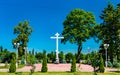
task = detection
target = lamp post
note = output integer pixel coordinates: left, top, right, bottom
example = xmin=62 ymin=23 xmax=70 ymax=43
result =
xmin=14 ymin=43 xmax=20 ymax=68
xmin=24 ymin=47 xmax=27 ymax=65
xmin=104 ymin=44 xmax=109 ymax=67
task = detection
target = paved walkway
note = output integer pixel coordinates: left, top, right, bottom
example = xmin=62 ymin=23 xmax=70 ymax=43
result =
xmin=17 ymin=64 xmax=94 ymax=72
xmin=0 ymin=63 xmax=119 ymax=72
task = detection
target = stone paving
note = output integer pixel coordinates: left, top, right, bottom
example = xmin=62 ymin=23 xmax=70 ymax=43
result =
xmin=0 ymin=63 xmax=119 ymax=72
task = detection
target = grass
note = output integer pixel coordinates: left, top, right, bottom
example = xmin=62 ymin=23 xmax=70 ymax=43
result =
xmin=18 ymin=64 xmax=26 ymax=68
xmin=0 ymin=65 xmax=9 ymax=69
xmin=0 ymin=72 xmax=120 ymax=75
xmin=0 ymin=66 xmax=8 ymax=69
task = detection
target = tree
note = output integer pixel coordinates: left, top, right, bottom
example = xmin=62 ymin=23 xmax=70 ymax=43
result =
xmin=0 ymin=46 xmax=3 ymax=52
xmin=0 ymin=49 xmax=12 ymax=63
xmin=75 ymin=53 xmax=86 ymax=62
xmin=41 ymin=50 xmax=48 ymax=72
xmin=59 ymin=51 xmax=65 ymax=63
xmin=32 ymin=49 xmax=35 ymax=55
xmin=47 ymin=51 xmax=55 ymax=63
xmin=98 ymin=45 xmax=105 ymax=61
xmin=3 ymin=49 xmax=10 ymax=63
xmin=29 ymin=51 xmax=32 ymax=54
xmin=99 ymin=54 xmax=105 ymax=73
xmin=27 ymin=54 xmax=37 ymax=65
xmin=35 ymin=52 xmax=44 ymax=63
xmin=12 ymin=21 xmax=33 ymax=57
xmin=90 ymin=51 xmax=99 ymax=72
xmin=71 ymin=55 xmax=76 ymax=72
xmin=9 ymin=54 xmax=16 ymax=73
xmin=65 ymin=52 xmax=73 ymax=63
xmin=94 ymin=2 xmax=120 ymax=62
xmin=61 ymin=9 xmax=96 ymax=62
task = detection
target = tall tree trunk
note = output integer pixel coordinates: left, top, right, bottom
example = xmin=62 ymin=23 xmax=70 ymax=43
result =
xmin=76 ymin=45 xmax=82 ymax=63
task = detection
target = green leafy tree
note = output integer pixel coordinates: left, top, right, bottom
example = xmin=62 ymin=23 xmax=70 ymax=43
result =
xmin=35 ymin=52 xmax=44 ymax=63
xmin=0 ymin=49 xmax=12 ymax=63
xmin=12 ymin=21 xmax=33 ymax=57
xmin=71 ymin=55 xmax=76 ymax=72
xmin=94 ymin=2 xmax=120 ymax=62
xmin=59 ymin=51 xmax=65 ymax=63
xmin=99 ymin=54 xmax=105 ymax=73
xmin=75 ymin=53 xmax=86 ymax=62
xmin=61 ymin=9 xmax=96 ymax=62
xmin=65 ymin=52 xmax=73 ymax=63
xmin=90 ymin=51 xmax=99 ymax=72
xmin=98 ymin=45 xmax=106 ymax=62
xmin=27 ymin=54 xmax=37 ymax=65
xmin=9 ymin=54 xmax=16 ymax=73
xmin=47 ymin=51 xmax=55 ymax=63
xmin=41 ymin=50 xmax=48 ymax=72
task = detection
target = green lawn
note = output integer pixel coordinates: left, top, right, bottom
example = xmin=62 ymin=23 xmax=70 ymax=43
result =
xmin=0 ymin=66 xmax=8 ymax=69
xmin=0 ymin=72 xmax=120 ymax=75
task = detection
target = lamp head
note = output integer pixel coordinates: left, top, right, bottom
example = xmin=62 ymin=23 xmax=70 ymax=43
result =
xmin=104 ymin=44 xmax=109 ymax=49
xmin=14 ymin=43 xmax=16 ymax=45
xmin=17 ymin=43 xmax=20 ymax=46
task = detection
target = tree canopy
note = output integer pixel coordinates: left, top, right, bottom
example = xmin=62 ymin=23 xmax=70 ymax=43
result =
xmin=61 ymin=9 xmax=96 ymax=62
xmin=94 ymin=2 xmax=120 ymax=62
xmin=12 ymin=21 xmax=33 ymax=56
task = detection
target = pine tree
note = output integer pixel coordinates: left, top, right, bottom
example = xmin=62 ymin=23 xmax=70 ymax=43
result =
xmin=41 ymin=50 xmax=47 ymax=72
xmin=71 ymin=55 xmax=76 ymax=72
xmin=9 ymin=56 xmax=16 ymax=73
xmin=0 ymin=46 xmax=3 ymax=52
xmin=99 ymin=54 xmax=105 ymax=73
xmin=95 ymin=2 xmax=120 ymax=63
xmin=32 ymin=49 xmax=35 ymax=55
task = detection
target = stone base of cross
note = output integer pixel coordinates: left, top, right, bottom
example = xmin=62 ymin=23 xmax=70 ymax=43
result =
xmin=55 ymin=58 xmax=59 ymax=64
xmin=55 ymin=50 xmax=59 ymax=64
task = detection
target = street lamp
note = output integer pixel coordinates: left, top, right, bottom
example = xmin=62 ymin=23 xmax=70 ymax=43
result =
xmin=14 ymin=43 xmax=20 ymax=68
xmin=104 ymin=44 xmax=109 ymax=67
xmin=24 ymin=47 xmax=28 ymax=65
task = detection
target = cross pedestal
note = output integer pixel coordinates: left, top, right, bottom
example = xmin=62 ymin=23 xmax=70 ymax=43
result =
xmin=50 ymin=33 xmax=64 ymax=64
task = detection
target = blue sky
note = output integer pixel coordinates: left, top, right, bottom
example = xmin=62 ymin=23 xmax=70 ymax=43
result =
xmin=0 ymin=0 xmax=119 ymax=54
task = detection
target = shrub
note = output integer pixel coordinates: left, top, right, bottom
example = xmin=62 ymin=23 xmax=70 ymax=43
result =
xmin=90 ymin=51 xmax=99 ymax=72
xmin=41 ymin=51 xmax=48 ymax=72
xmin=113 ymin=61 xmax=120 ymax=68
xmin=9 ymin=57 xmax=16 ymax=73
xmin=87 ymin=58 xmax=91 ymax=65
xmin=27 ymin=54 xmax=37 ymax=65
xmin=71 ymin=55 xmax=76 ymax=72
xmin=99 ymin=54 xmax=105 ymax=73
xmin=4 ymin=61 xmax=8 ymax=68
xmin=30 ymin=65 xmax=35 ymax=75
xmin=107 ymin=61 xmax=113 ymax=68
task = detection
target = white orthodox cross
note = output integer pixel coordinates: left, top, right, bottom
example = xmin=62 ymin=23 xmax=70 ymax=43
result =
xmin=50 ymin=32 xmax=64 ymax=63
